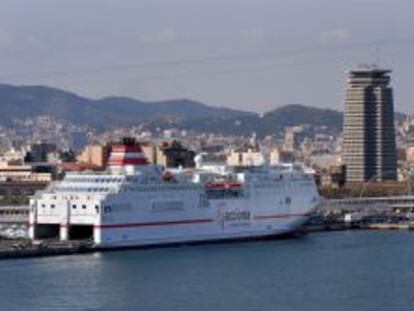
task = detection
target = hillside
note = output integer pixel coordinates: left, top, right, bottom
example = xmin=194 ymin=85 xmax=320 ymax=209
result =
xmin=0 ymin=84 xmax=252 ymax=128
xmin=177 ymin=104 xmax=343 ymax=137
xmin=1 ymin=83 xmax=401 ymax=137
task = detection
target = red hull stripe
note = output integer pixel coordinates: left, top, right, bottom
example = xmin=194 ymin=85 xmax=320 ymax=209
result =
xmin=29 ymin=214 xmax=308 ymax=229
xmin=95 ymin=218 xmax=214 ymax=229
xmin=254 ymin=213 xmax=309 ymax=220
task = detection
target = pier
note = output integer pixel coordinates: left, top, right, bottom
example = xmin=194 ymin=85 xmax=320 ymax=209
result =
xmin=0 ymin=240 xmax=95 ymax=260
xmin=306 ymin=195 xmax=414 ymax=232
xmin=0 ymin=206 xmax=29 ymax=224
xmin=1 ymin=195 xmax=414 ymax=260
xmin=319 ymin=195 xmax=414 ymax=213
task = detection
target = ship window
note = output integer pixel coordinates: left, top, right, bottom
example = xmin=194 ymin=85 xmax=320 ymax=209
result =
xmin=41 ymin=204 xmax=45 ymax=208
xmin=82 ymin=204 xmax=87 ymax=209
xmin=95 ymin=205 xmax=100 ymax=214
xmin=51 ymin=204 xmax=55 ymax=209
xmin=72 ymin=204 xmax=77 ymax=209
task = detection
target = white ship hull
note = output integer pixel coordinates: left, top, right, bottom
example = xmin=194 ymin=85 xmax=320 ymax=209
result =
xmin=29 ymin=140 xmax=319 ymax=248
xmin=94 ymin=201 xmax=312 ymax=248
xmin=30 ymin=180 xmax=317 ymax=248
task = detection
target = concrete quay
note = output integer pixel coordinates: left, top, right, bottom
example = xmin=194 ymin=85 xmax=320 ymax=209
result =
xmin=305 ymin=221 xmax=414 ymax=233
xmin=0 ymin=240 xmax=95 ymax=260
xmin=366 ymin=222 xmax=414 ymax=231
xmin=1 ymin=220 xmax=414 ymax=260
xmin=0 ymin=206 xmax=29 ymax=224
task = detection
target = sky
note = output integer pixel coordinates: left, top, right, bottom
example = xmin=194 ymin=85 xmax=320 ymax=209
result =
xmin=0 ymin=0 xmax=413 ymax=113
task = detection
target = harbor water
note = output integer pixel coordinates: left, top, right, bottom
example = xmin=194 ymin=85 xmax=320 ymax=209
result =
xmin=1 ymin=230 xmax=414 ymax=311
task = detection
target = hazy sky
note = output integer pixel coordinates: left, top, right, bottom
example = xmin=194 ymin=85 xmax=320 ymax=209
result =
xmin=0 ymin=0 xmax=413 ymax=113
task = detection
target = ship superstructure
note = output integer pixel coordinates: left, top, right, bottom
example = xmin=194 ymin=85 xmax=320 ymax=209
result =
xmin=29 ymin=139 xmax=319 ymax=247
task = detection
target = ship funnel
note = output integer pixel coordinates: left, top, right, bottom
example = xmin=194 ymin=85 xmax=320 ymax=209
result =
xmin=108 ymin=138 xmax=149 ymax=173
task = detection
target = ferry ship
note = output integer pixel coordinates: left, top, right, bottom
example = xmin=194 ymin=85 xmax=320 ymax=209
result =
xmin=29 ymin=139 xmax=319 ymax=248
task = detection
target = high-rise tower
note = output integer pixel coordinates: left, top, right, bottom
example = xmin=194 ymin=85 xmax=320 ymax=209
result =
xmin=343 ymin=66 xmax=397 ymax=182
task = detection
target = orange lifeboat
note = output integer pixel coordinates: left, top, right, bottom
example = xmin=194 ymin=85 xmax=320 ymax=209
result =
xmin=206 ymin=181 xmax=242 ymax=189
xmin=162 ymin=171 xmax=175 ymax=182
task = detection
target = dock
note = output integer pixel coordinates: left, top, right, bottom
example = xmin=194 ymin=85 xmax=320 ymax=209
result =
xmin=366 ymin=222 xmax=414 ymax=231
xmin=0 ymin=240 xmax=95 ymax=260
xmin=0 ymin=206 xmax=29 ymax=224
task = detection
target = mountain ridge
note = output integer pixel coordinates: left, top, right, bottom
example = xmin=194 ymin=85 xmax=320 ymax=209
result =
xmin=0 ymin=83 xmax=253 ymax=128
xmin=0 ymin=83 xmax=405 ymax=137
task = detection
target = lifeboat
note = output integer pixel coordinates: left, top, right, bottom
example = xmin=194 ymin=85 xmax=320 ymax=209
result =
xmin=162 ymin=171 xmax=175 ymax=182
xmin=206 ymin=181 xmax=243 ymax=189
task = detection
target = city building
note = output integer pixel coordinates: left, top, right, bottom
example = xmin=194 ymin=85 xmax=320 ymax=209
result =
xmin=227 ymin=134 xmax=265 ymax=166
xmin=141 ymin=140 xmax=196 ymax=168
xmin=283 ymin=127 xmax=301 ymax=152
xmin=0 ymin=162 xmax=53 ymax=182
xmin=317 ymin=165 xmax=347 ymax=189
xmin=0 ymin=148 xmax=25 ymax=164
xmin=77 ymin=145 xmax=109 ymax=168
xmin=406 ymin=147 xmax=414 ymax=166
xmin=157 ymin=141 xmax=196 ymax=168
xmin=343 ymin=66 xmax=397 ymax=182
xmin=25 ymin=142 xmax=57 ymax=163
xmin=227 ymin=148 xmax=265 ymax=166
xmin=269 ymin=148 xmax=295 ymax=165
xmin=308 ymin=153 xmax=342 ymax=170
